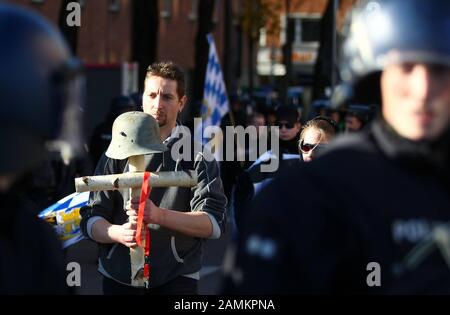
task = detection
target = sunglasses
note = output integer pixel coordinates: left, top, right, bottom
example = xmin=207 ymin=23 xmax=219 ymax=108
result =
xmin=299 ymin=140 xmax=327 ymax=154
xmin=276 ymin=122 xmax=296 ymax=129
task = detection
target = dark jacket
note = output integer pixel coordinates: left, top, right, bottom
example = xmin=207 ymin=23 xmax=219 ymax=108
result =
xmin=89 ymin=121 xmax=113 ymax=167
xmin=80 ymin=129 xmax=227 ymax=288
xmin=228 ymin=119 xmax=450 ymax=294
xmin=0 ymin=185 xmax=68 ymax=294
xmin=231 ymin=136 xmax=301 ymax=233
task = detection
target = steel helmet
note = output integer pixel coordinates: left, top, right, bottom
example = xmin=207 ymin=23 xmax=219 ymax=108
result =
xmin=0 ymin=4 xmax=85 ymax=174
xmin=335 ymin=0 xmax=450 ymax=106
xmin=105 ymin=111 xmax=167 ymax=160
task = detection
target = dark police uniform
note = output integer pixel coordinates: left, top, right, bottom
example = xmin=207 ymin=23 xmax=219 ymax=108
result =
xmin=228 ymin=120 xmax=450 ymax=294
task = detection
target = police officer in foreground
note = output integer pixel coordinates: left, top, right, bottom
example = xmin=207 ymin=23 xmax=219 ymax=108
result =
xmin=0 ymin=4 xmax=84 ymax=293
xmin=227 ymin=0 xmax=450 ymax=294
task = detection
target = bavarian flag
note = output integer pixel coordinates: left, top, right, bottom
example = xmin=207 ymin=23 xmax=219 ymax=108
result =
xmin=38 ymin=191 xmax=89 ymax=249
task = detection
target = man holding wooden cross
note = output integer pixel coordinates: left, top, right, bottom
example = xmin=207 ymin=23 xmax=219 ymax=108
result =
xmin=80 ymin=62 xmax=227 ymax=294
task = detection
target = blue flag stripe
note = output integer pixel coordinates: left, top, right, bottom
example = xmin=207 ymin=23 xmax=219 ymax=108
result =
xmin=198 ymin=33 xmax=229 ymax=144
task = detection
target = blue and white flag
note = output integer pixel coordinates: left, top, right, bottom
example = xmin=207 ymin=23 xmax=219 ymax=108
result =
xmin=198 ymin=33 xmax=229 ymax=146
xmin=39 ymin=191 xmax=89 ymax=249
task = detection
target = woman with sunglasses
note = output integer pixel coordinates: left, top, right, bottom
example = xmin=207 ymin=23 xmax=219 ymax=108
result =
xmin=299 ymin=116 xmax=338 ymax=162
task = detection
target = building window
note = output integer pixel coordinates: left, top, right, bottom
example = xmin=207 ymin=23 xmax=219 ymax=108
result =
xmin=189 ymin=0 xmax=198 ymax=21
xmin=160 ymin=0 xmax=172 ymax=19
xmin=285 ymin=15 xmax=321 ymax=45
xmin=299 ymin=18 xmax=321 ymax=43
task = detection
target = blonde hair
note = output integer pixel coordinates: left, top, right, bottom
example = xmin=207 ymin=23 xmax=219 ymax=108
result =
xmin=300 ymin=118 xmax=337 ymax=144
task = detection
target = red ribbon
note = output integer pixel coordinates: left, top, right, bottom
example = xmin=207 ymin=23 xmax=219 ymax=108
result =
xmin=144 ymin=226 xmax=151 ymax=279
xmin=136 ymin=172 xmax=150 ymax=247
xmin=135 ymin=171 xmax=151 ymax=281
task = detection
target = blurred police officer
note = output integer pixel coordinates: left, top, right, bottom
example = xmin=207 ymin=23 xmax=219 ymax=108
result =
xmin=0 ymin=4 xmax=84 ymax=293
xmin=226 ymin=0 xmax=450 ymax=294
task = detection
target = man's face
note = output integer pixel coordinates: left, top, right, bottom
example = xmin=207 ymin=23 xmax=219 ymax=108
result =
xmin=267 ymin=114 xmax=276 ymax=126
xmin=142 ymin=76 xmax=186 ymax=129
xmin=381 ymin=63 xmax=450 ymax=141
xmin=277 ymin=120 xmax=301 ymax=141
xmin=330 ymin=111 xmax=341 ymax=123
xmin=251 ymin=115 xmax=266 ymax=128
xmin=250 ymin=115 xmax=266 ymax=136
xmin=345 ymin=115 xmax=363 ymax=132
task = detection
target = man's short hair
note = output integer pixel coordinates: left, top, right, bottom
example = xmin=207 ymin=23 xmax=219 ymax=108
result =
xmin=146 ymin=61 xmax=186 ymax=98
xmin=249 ymin=111 xmax=266 ymax=124
xmin=275 ymin=105 xmax=300 ymax=124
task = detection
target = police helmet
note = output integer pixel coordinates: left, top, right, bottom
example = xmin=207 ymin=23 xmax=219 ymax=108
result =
xmin=0 ymin=4 xmax=85 ymax=174
xmin=334 ymin=0 xmax=450 ymax=107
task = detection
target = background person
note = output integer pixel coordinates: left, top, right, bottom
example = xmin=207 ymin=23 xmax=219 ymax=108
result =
xmin=80 ymin=62 xmax=227 ymax=295
xmin=299 ymin=116 xmax=338 ymax=162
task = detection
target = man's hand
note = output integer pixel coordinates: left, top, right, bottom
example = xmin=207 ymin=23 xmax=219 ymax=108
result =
xmin=113 ymin=222 xmax=138 ymax=248
xmin=91 ymin=218 xmax=139 ymax=247
xmin=124 ymin=197 xmax=214 ymax=239
xmin=126 ymin=197 xmax=163 ymax=226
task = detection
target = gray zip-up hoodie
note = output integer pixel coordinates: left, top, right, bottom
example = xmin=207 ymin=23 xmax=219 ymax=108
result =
xmin=79 ymin=128 xmax=227 ymax=288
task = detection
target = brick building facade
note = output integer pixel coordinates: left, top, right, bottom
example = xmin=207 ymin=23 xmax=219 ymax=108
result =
xmin=9 ymin=0 xmax=226 ymax=70
xmin=10 ymin=0 xmax=357 ymax=84
xmin=257 ymin=0 xmax=357 ymax=78
xmin=9 ymin=0 xmax=358 ymax=125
